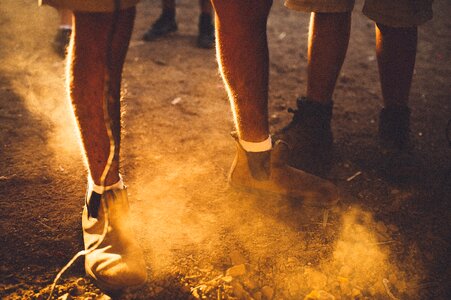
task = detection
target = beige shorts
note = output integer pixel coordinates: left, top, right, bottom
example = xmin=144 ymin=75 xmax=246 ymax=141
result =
xmin=284 ymin=0 xmax=433 ymax=27
xmin=39 ymin=0 xmax=139 ymax=12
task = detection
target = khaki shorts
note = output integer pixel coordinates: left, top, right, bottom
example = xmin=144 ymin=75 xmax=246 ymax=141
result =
xmin=285 ymin=0 xmax=433 ymax=27
xmin=39 ymin=0 xmax=139 ymax=12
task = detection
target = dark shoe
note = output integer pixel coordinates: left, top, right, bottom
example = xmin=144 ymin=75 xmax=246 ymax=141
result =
xmin=83 ymin=186 xmax=147 ymax=291
xmin=229 ymin=134 xmax=339 ymax=208
xmin=276 ymin=97 xmax=334 ymax=177
xmin=197 ymin=13 xmax=215 ymax=49
xmin=378 ymin=106 xmax=411 ymax=151
xmin=52 ymin=28 xmax=71 ymax=58
xmin=142 ymin=12 xmax=177 ymax=41
xmin=378 ymin=106 xmax=419 ymax=183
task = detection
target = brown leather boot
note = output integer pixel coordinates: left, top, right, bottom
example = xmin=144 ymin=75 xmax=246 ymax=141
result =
xmin=228 ymin=137 xmax=339 ymax=208
xmin=83 ymin=187 xmax=147 ymax=292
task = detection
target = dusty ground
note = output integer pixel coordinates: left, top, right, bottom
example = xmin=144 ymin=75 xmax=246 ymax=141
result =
xmin=0 ymin=0 xmax=450 ymax=299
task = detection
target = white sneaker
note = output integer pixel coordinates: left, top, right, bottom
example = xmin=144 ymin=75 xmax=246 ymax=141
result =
xmin=82 ymin=186 xmax=147 ymax=291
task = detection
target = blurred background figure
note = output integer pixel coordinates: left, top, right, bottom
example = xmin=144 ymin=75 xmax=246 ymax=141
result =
xmin=142 ymin=0 xmax=215 ymax=49
xmin=52 ymin=8 xmax=73 ymax=57
xmin=279 ymin=0 xmax=433 ymax=180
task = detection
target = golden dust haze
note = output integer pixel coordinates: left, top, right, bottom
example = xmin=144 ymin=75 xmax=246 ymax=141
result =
xmin=1 ymin=1 xmax=426 ymax=299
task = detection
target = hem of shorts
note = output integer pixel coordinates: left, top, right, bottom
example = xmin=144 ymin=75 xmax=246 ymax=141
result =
xmin=363 ymin=10 xmax=433 ymax=27
xmin=39 ymin=0 xmax=138 ymax=12
xmin=284 ymin=0 xmax=354 ymax=13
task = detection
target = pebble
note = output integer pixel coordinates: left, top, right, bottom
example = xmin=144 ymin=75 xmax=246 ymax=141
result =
xmin=388 ymin=224 xmax=399 ymax=232
xmin=75 ymin=278 xmax=86 ymax=286
xmin=69 ymin=285 xmax=84 ymax=296
xmin=304 ymin=290 xmax=335 ymax=300
xmin=35 ymin=294 xmax=46 ymax=300
xmin=253 ymin=291 xmax=262 ymax=300
xmin=57 ymin=293 xmax=71 ymax=300
xmin=376 ymin=221 xmax=388 ymax=234
xmin=352 ymin=288 xmax=362 ymax=298
xmin=261 ymin=286 xmax=274 ymax=300
xmin=226 ymin=264 xmax=247 ymax=277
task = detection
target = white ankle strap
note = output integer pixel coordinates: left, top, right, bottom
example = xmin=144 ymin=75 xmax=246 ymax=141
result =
xmin=88 ymin=175 xmax=124 ymax=194
xmin=239 ymin=135 xmax=272 ymax=152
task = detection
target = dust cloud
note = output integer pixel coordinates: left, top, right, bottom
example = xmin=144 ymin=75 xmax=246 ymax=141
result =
xmin=128 ymin=141 xmax=422 ymax=298
xmin=0 ymin=1 xmax=81 ymax=164
xmin=1 ymin=1 xmax=425 ymax=298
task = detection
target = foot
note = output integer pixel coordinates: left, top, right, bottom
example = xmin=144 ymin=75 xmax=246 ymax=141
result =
xmin=275 ymin=97 xmax=334 ymax=177
xmin=379 ymin=105 xmax=411 ymax=151
xmin=83 ymin=186 xmax=147 ymax=291
xmin=142 ymin=12 xmax=177 ymax=41
xmin=378 ymin=106 xmax=419 ymax=183
xmin=197 ymin=13 xmax=215 ymax=49
xmin=229 ymin=135 xmax=339 ymax=208
xmin=52 ymin=28 xmax=72 ymax=58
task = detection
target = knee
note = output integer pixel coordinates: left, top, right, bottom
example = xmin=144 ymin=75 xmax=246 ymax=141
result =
xmin=376 ymin=23 xmax=417 ymax=36
xmin=313 ymin=11 xmax=351 ymax=24
xmin=213 ymin=0 xmax=272 ymax=29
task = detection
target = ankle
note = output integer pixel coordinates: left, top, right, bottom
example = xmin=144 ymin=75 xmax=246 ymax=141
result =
xmin=89 ymin=174 xmax=123 ymax=194
xmin=161 ymin=9 xmax=175 ymax=20
xmin=295 ymin=97 xmax=333 ymax=126
xmin=379 ymin=106 xmax=411 ymax=149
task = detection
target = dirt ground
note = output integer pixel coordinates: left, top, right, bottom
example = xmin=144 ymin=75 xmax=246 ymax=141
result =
xmin=1 ymin=0 xmax=450 ymax=299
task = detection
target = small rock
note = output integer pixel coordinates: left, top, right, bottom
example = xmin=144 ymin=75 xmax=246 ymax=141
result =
xmin=376 ymin=221 xmax=388 ymax=234
xmin=70 ymin=285 xmax=84 ymax=296
xmin=390 ymin=189 xmax=400 ymax=195
xmin=261 ymin=286 xmax=274 ymax=300
xmin=171 ymin=97 xmax=182 ymax=105
xmin=304 ymin=290 xmax=335 ymax=300
xmin=226 ymin=264 xmax=246 ymax=277
xmin=76 ymin=278 xmax=86 ymax=286
xmin=351 ymin=288 xmax=362 ymax=299
xmin=270 ymin=114 xmax=280 ymax=125
xmin=192 ymin=288 xmax=201 ymax=299
xmin=253 ymin=291 xmax=262 ymax=300
xmin=57 ymin=293 xmax=71 ymax=300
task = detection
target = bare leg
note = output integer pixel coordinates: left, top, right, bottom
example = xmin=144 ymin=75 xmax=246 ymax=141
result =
xmin=212 ymin=1 xmax=339 ymax=206
xmin=306 ymin=12 xmax=351 ymax=104
xmin=376 ymin=23 xmax=417 ymax=108
xmin=212 ymin=0 xmax=272 ymax=142
xmin=162 ymin=0 xmax=176 ymax=12
xmin=68 ymin=8 xmax=135 ymax=186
